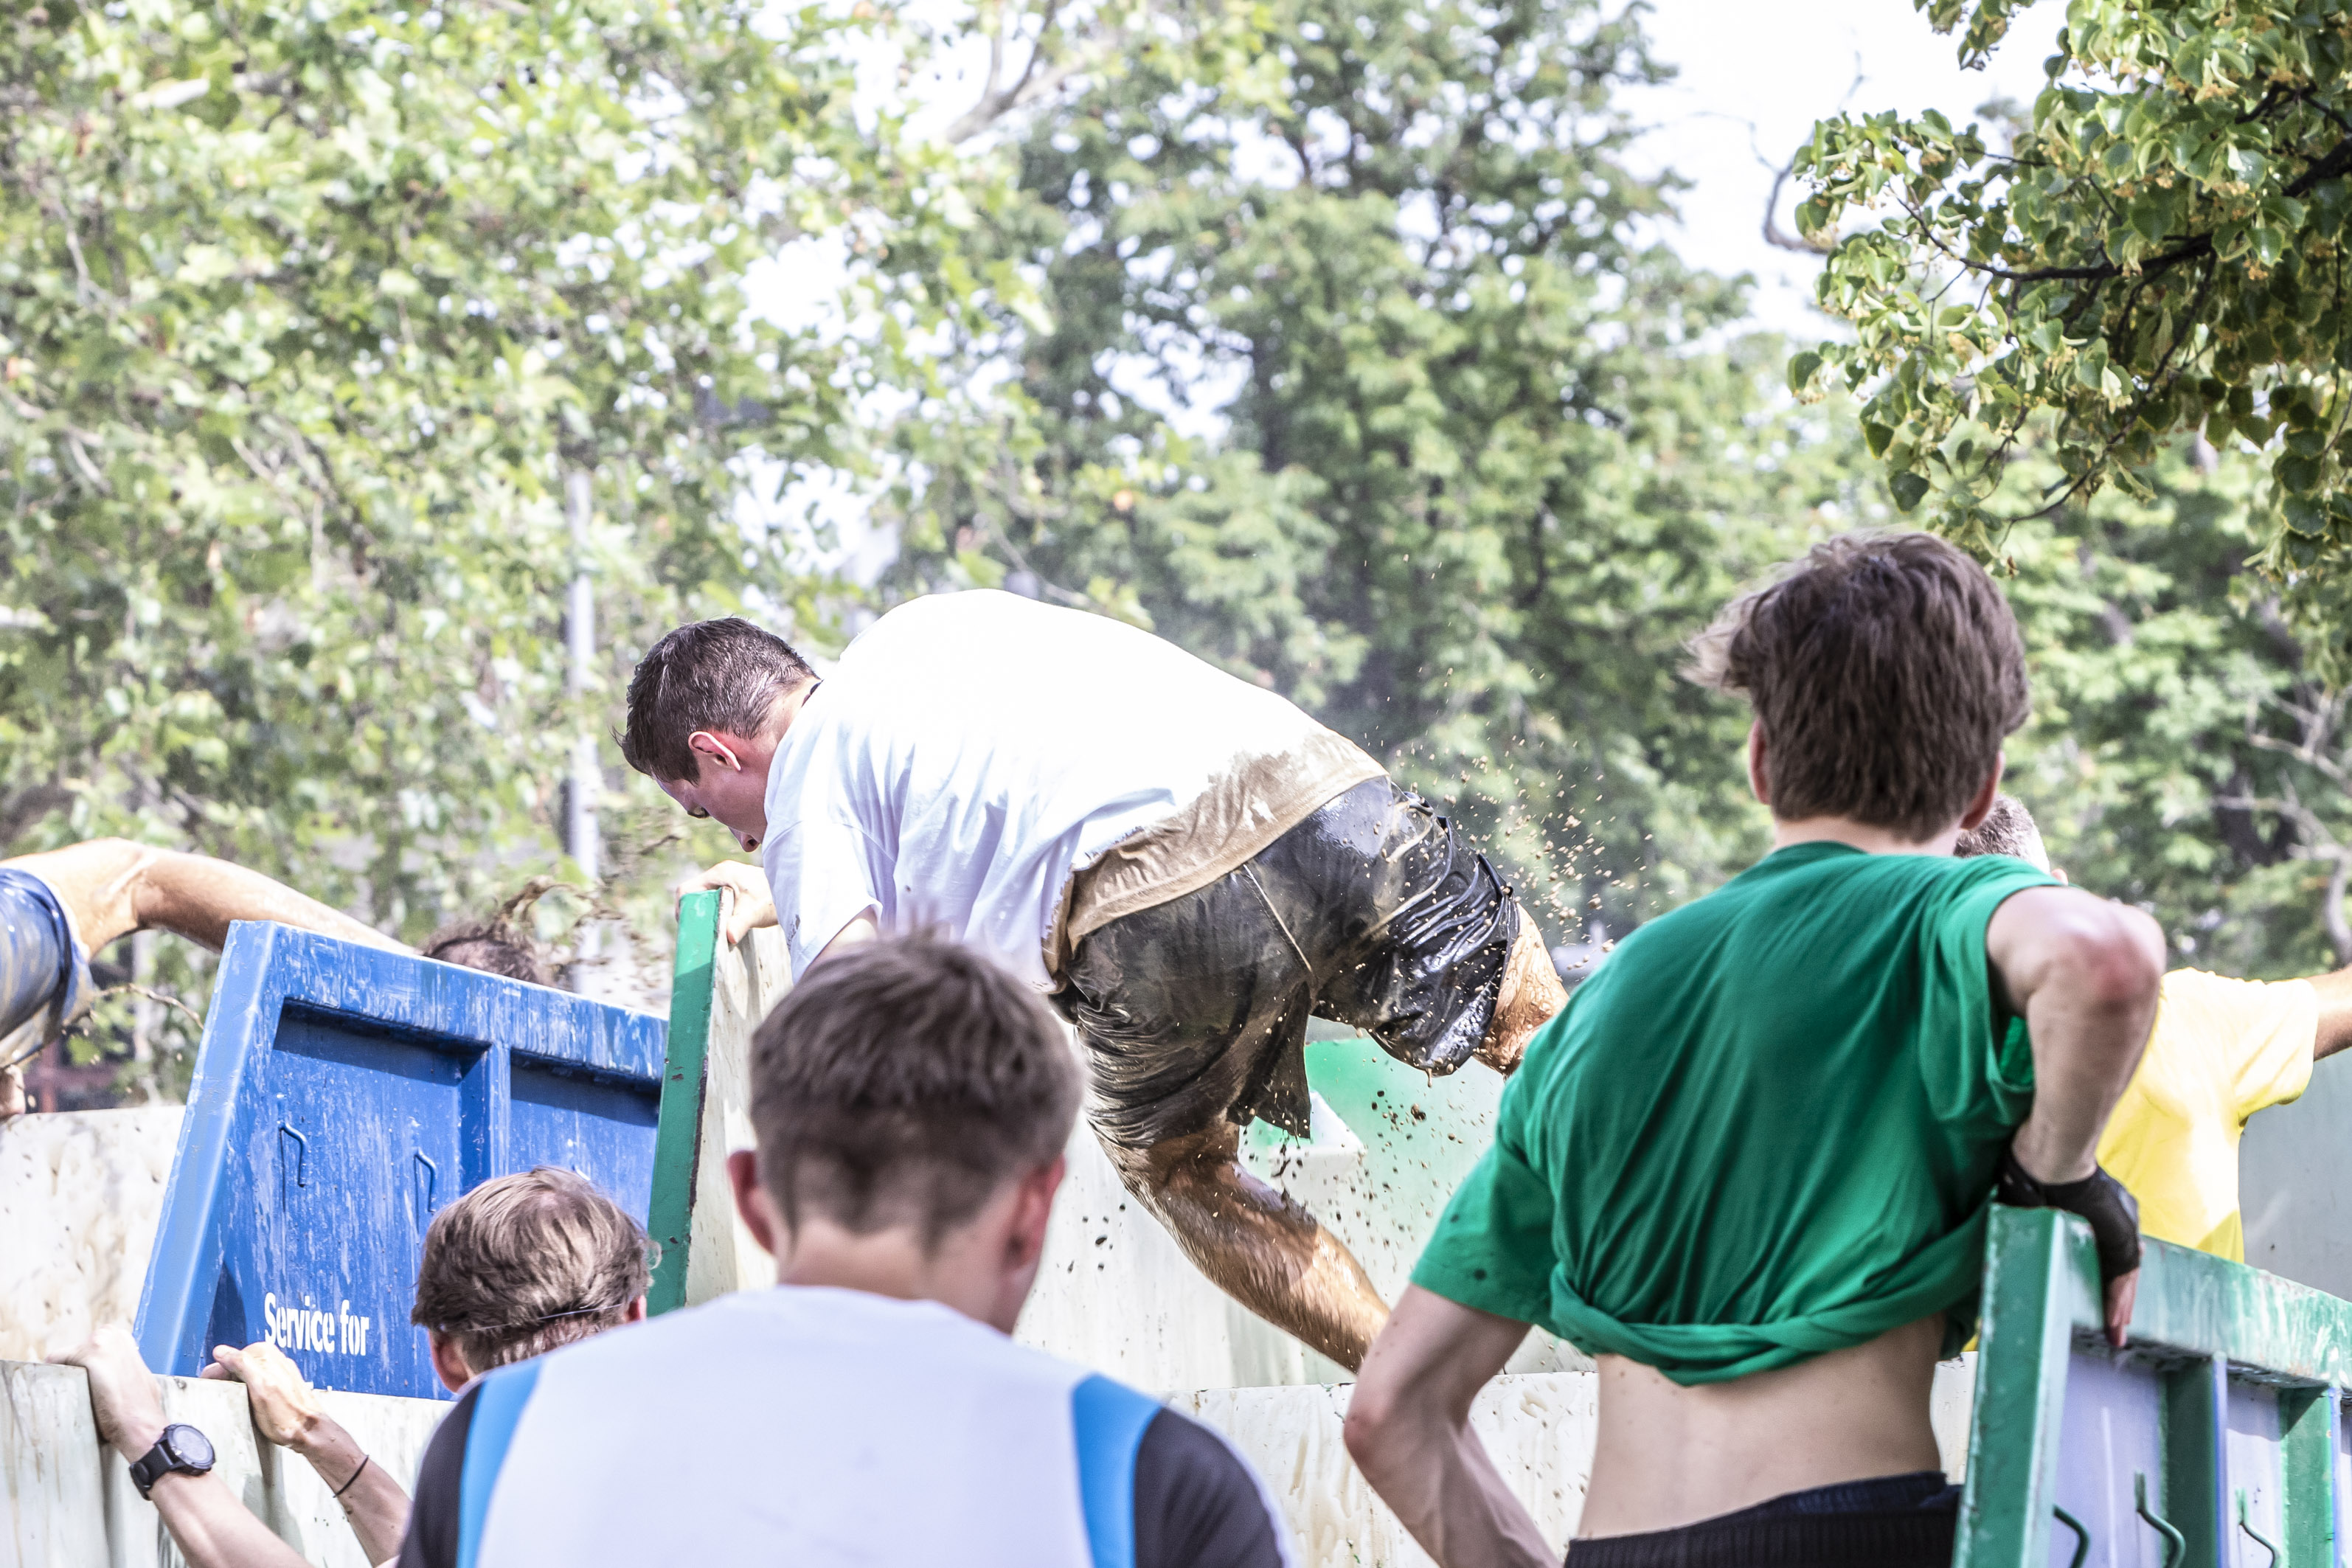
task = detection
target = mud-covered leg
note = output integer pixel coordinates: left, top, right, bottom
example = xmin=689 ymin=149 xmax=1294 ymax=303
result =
xmin=1105 ymin=1121 xmax=1391 ymax=1370
xmin=1474 ymin=905 xmax=1567 ymax=1076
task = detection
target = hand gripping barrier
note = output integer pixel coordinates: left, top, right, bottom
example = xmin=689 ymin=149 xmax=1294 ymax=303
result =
xmin=1960 ymin=1206 xmax=2352 ymax=1568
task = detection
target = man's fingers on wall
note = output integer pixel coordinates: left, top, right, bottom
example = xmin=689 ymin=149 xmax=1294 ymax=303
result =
xmin=2105 ymin=1269 xmax=2139 ymax=1348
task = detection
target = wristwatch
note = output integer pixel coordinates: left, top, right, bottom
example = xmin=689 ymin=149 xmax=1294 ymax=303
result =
xmin=128 ymin=1423 xmax=215 ymax=1499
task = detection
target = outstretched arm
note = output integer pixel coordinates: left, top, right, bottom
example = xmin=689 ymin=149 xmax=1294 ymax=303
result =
xmin=1985 ymin=884 xmax=2165 ymax=1343
xmin=1344 ymin=1287 xmax=1551 ymax=1568
xmin=3 ymin=839 xmax=406 ymax=956
xmin=205 ymin=1341 xmax=409 ymax=1565
xmin=2306 ymin=965 xmax=2352 ymax=1062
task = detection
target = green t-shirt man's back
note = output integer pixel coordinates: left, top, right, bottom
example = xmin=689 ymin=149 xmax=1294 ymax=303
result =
xmin=1412 ymin=842 xmax=2055 ymax=1385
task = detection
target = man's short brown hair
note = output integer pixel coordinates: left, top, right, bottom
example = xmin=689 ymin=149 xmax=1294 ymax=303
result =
xmin=409 ymin=1167 xmax=656 ymax=1371
xmin=1954 ymin=794 xmax=2050 ymax=869
xmin=618 ymin=617 xmax=816 ymax=784
xmin=749 ymin=933 xmax=1081 ymax=1247
xmin=1687 ymin=530 xmax=2030 ymax=840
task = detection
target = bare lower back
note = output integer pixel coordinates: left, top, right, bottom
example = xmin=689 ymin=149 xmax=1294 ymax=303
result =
xmin=1578 ymin=1314 xmax=1947 ymax=1538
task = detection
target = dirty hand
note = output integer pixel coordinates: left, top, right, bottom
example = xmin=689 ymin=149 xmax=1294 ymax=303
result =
xmin=49 ymin=1323 xmax=167 ymax=1461
xmin=671 ymin=861 xmax=776 ymax=946
xmin=202 ymin=1341 xmax=323 ymax=1453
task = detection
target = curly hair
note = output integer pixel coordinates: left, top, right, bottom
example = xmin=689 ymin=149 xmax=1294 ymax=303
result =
xmin=409 ymin=1167 xmax=657 ymax=1371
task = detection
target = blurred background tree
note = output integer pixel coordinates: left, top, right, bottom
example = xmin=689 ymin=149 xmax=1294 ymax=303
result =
xmin=4 ymin=0 xmax=2346 ymax=1105
xmin=0 ymin=0 xmax=982 ymax=1097
xmin=880 ymin=0 xmax=1879 ymax=948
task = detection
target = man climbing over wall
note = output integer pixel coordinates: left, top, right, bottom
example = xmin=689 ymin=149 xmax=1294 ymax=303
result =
xmin=1343 ymin=532 xmax=2165 ymax=1568
xmin=0 ymin=838 xmax=409 ymax=1117
xmin=1957 ymin=794 xmax=2352 ymax=1261
xmin=619 ymin=592 xmax=1566 ymax=1370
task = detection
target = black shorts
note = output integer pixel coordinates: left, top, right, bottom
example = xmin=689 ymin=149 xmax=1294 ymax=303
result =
xmin=1564 ymin=1471 xmax=1959 ymax=1568
xmin=1050 ymin=777 xmax=1519 ymax=1150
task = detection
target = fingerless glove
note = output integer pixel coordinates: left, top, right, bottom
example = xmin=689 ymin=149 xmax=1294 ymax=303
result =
xmin=1995 ymin=1145 xmax=2143 ymax=1283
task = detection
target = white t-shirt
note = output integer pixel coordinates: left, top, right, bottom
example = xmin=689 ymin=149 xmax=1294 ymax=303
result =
xmin=400 ymin=1286 xmax=1293 ymax=1568
xmin=760 ymin=592 xmax=1368 ymax=984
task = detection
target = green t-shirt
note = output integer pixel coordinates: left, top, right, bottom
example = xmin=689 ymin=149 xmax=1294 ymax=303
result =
xmin=1412 ymin=841 xmax=2055 ymax=1386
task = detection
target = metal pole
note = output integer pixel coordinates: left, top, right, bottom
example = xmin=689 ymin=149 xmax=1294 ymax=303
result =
xmin=565 ymin=468 xmax=600 ymax=884
xmin=566 ymin=468 xmax=602 ymax=991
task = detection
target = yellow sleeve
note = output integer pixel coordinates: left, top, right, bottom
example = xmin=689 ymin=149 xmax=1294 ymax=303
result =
xmin=2156 ymin=969 xmax=2319 ymax=1127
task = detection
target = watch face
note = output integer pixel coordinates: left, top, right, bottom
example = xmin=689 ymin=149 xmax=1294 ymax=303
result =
xmin=162 ymin=1424 xmax=215 ymax=1471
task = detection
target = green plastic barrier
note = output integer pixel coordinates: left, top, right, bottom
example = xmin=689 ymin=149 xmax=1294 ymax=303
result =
xmin=1962 ymin=1206 xmax=2351 ymax=1568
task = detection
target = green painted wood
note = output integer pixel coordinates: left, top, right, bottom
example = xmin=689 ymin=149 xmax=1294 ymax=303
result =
xmin=1957 ymin=1207 xmax=2077 ymax=1568
xmin=2160 ymin=1356 xmax=2227 ymax=1568
xmin=2278 ymin=1387 xmax=2335 ymax=1567
xmin=644 ymin=891 xmax=721 ymax=1317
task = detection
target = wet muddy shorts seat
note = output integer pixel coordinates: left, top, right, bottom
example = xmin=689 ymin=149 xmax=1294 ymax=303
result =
xmin=0 ymin=867 xmax=89 ymax=1050
xmin=1050 ymin=775 xmax=1519 ymax=1151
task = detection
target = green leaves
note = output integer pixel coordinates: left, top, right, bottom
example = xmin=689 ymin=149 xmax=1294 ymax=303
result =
xmin=1797 ymin=0 xmax=2352 ymax=676
xmin=0 ymin=0 xmax=931 ymax=1044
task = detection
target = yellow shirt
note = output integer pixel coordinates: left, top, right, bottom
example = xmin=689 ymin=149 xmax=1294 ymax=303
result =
xmin=2097 ymin=968 xmax=2317 ymax=1260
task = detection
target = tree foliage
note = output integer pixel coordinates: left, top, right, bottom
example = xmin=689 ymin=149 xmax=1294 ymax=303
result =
xmin=0 ymin=0 xmax=969 ymax=1077
xmin=883 ymin=0 xmax=1879 ymax=944
xmin=1794 ymin=0 xmax=2352 ymax=673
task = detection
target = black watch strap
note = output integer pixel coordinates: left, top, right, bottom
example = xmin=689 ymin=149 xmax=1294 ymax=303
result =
xmin=130 ymin=1423 xmax=215 ymax=1499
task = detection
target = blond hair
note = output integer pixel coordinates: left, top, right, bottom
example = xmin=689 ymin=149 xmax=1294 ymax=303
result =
xmin=409 ymin=1167 xmax=656 ymax=1371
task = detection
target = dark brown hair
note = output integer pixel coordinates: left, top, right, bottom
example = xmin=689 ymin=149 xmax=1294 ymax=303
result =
xmin=422 ymin=878 xmax=559 ymax=987
xmin=618 ymin=617 xmax=815 ymax=783
xmin=1687 ymin=530 xmax=2030 ymax=839
xmin=409 ymin=1167 xmax=656 ymax=1371
xmin=749 ymin=932 xmax=1081 ymax=1248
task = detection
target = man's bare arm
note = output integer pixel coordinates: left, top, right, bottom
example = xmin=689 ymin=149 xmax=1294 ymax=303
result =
xmin=1344 ymin=1286 xmax=1551 ymax=1568
xmin=52 ymin=1325 xmax=310 ymax=1568
xmin=1984 ymin=884 xmax=2165 ymax=1344
xmin=2306 ymin=965 xmax=2352 ymax=1062
xmin=814 ymin=911 xmax=878 ymax=965
xmin=3 ymin=840 xmax=406 ymax=956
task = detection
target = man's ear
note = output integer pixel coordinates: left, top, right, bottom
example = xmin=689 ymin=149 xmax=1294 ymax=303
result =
xmin=622 ymin=1295 xmax=648 ymax=1325
xmin=1745 ymin=723 xmax=1771 ymax=808
xmin=1005 ymin=1154 xmax=1066 ymax=1272
xmin=1956 ymin=754 xmax=2005 ymax=833
xmin=687 ymin=730 xmax=745 ymax=774
xmin=728 ymin=1148 xmax=783 ymax=1257
xmin=428 ymin=1331 xmax=473 ymax=1394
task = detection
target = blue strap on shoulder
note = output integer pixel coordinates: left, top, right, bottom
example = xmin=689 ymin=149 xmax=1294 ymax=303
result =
xmin=1070 ymin=1373 xmax=1162 ymax=1568
xmin=456 ymin=1360 xmax=544 ymax=1568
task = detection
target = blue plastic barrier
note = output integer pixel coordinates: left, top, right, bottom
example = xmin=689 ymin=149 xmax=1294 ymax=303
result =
xmin=133 ymin=923 xmax=667 ymax=1399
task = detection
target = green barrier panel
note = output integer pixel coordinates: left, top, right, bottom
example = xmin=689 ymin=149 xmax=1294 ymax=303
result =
xmin=645 ymin=890 xmax=721 ymax=1316
xmin=1960 ymin=1207 xmax=2352 ymax=1568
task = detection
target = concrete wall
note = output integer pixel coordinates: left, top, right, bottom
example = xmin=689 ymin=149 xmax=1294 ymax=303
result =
xmin=1 ymin=1359 xmax=443 ymax=1568
xmin=0 ymin=1109 xmax=180 ymax=1366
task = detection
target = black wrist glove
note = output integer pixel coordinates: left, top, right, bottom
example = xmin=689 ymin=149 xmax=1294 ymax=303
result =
xmin=1996 ymin=1145 xmax=2142 ymax=1283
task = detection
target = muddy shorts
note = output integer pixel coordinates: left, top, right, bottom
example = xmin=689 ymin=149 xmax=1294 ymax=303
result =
xmin=0 ymin=867 xmax=89 ymax=1052
xmin=1050 ymin=776 xmax=1520 ymax=1150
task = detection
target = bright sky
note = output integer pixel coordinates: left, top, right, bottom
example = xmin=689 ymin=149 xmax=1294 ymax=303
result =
xmin=1620 ymin=0 xmax=2064 ymax=337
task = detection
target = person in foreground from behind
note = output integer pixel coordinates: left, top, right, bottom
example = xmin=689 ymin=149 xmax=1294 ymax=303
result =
xmin=52 ymin=1168 xmax=651 ymax=1568
xmin=1958 ymin=794 xmax=2352 ymax=1260
xmin=398 ymin=932 xmax=1290 ymax=1568
xmin=1343 ymin=531 xmax=2167 ymax=1568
